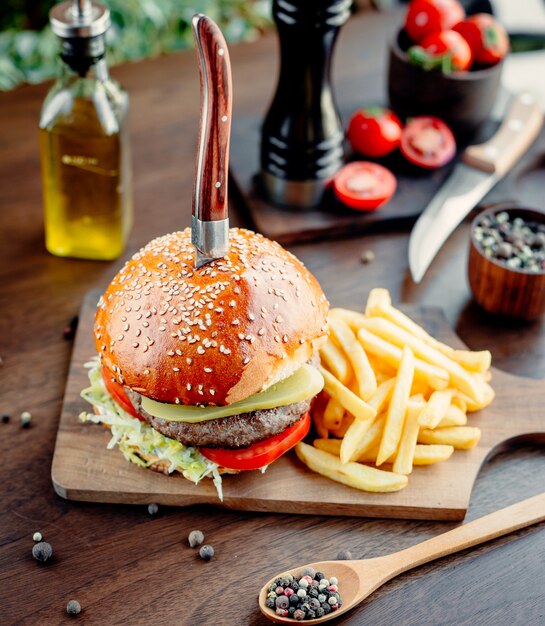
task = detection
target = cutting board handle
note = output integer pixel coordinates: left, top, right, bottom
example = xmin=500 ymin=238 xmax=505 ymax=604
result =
xmin=463 ymin=93 xmax=543 ymax=177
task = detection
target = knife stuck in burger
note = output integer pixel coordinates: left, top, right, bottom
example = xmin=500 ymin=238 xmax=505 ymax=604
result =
xmin=80 ymin=15 xmax=329 ymax=499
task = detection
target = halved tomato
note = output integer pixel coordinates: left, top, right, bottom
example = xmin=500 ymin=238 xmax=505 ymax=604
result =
xmin=400 ymin=116 xmax=456 ymax=169
xmin=200 ymin=411 xmax=310 ymax=471
xmin=333 ymin=162 xmax=397 ymax=211
xmin=102 ymin=368 xmax=142 ymax=420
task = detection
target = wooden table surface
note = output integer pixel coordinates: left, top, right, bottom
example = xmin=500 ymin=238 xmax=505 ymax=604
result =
xmin=1 ymin=9 xmax=544 ymax=626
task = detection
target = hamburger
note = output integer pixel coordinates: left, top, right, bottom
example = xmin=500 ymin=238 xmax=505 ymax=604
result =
xmin=81 ymin=227 xmax=329 ymax=498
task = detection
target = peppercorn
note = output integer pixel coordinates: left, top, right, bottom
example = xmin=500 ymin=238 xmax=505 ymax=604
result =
xmin=318 ymin=594 xmax=326 ymax=603
xmin=307 ymin=609 xmax=317 ymax=619
xmin=275 ymin=586 xmax=284 ymax=595
xmin=288 ymin=607 xmax=296 ymax=617
xmin=328 ymin=596 xmax=337 ymax=605
xmin=266 ymin=598 xmax=275 ymax=609
xmin=315 ymin=571 xmax=324 ymax=581
xmin=147 ymin=503 xmax=158 ymax=515
xmin=290 ymin=581 xmax=299 ymax=592
xmin=199 ymin=544 xmax=214 ymax=561
xmin=309 ymin=598 xmax=320 ymax=610
xmin=336 ymin=549 xmax=352 ymax=560
xmin=21 ymin=411 xmax=31 ymax=428
xmin=298 ymin=578 xmax=309 ymax=589
xmin=308 ymin=588 xmax=319 ymax=599
xmin=322 ymin=602 xmax=331 ymax=614
xmin=302 ymin=566 xmax=315 ymax=578
xmin=188 ymin=529 xmax=204 ymax=547
xmin=2 ymin=413 xmax=9 ymax=424
xmin=66 ymin=600 xmax=81 ymax=616
xmin=33 ymin=532 xmax=42 ymax=542
xmin=293 ymin=609 xmax=306 ymax=621
xmin=284 ymin=588 xmax=294 ymax=598
xmin=32 ymin=541 xmax=53 ymax=563
xmin=329 ymin=576 xmax=338 ymax=585
xmin=289 ymin=594 xmax=300 ymax=607
xmin=276 ymin=608 xmax=288 ymax=617
xmin=316 ymin=607 xmax=325 ymax=617
xmin=361 ymin=250 xmax=375 ymax=264
xmin=276 ymin=596 xmax=289 ymax=610
xmin=63 ymin=316 xmax=79 ymax=341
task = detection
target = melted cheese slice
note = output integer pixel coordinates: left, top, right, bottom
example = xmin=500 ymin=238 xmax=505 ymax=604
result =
xmin=141 ymin=364 xmax=324 ymax=423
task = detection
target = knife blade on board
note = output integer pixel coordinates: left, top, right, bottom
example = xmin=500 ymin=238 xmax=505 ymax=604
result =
xmin=409 ymin=92 xmax=543 ymax=284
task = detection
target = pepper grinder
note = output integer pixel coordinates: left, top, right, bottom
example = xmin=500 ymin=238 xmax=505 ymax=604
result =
xmin=260 ymin=0 xmax=351 ymax=209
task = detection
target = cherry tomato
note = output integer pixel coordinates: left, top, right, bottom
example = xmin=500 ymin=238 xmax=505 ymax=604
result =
xmin=102 ymin=368 xmax=142 ymax=420
xmin=347 ymin=107 xmax=403 ymax=158
xmin=333 ymin=162 xmax=397 ymax=211
xmin=453 ymin=13 xmax=509 ymax=66
xmin=400 ymin=116 xmax=456 ymax=169
xmin=419 ymin=30 xmax=473 ymax=71
xmin=405 ymin=0 xmax=465 ymax=43
xmin=200 ymin=411 xmax=311 ymax=471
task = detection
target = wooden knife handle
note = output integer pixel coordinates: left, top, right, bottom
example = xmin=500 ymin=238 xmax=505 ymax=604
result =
xmin=192 ymin=14 xmax=232 ymax=222
xmin=463 ymin=93 xmax=543 ymax=177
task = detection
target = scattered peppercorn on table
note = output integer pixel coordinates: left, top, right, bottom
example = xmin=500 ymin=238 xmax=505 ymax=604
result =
xmin=2 ymin=8 xmax=545 ymax=626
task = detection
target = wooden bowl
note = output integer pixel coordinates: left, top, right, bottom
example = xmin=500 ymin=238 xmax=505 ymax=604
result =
xmin=388 ymin=29 xmax=503 ymax=137
xmin=468 ymin=206 xmax=545 ymax=320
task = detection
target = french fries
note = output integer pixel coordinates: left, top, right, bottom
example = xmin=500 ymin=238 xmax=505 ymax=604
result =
xmin=296 ymin=442 xmax=408 ymax=493
xmin=295 ymin=289 xmax=492 ymax=495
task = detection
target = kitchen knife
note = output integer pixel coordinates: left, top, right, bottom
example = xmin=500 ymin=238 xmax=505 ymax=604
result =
xmin=409 ymin=93 xmax=543 ymax=284
xmin=191 ymin=14 xmax=232 ymax=269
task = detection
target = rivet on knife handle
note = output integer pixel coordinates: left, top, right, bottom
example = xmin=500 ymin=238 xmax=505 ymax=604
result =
xmin=191 ymin=14 xmax=232 ymax=268
xmin=463 ymin=92 xmax=543 ymax=177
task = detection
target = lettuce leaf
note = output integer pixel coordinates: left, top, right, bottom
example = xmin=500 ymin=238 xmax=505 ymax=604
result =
xmin=79 ymin=357 xmax=224 ymax=500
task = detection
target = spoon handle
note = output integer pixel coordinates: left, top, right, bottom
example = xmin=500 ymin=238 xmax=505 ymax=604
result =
xmin=191 ymin=14 xmax=232 ymax=265
xmin=384 ymin=492 xmax=545 ymax=576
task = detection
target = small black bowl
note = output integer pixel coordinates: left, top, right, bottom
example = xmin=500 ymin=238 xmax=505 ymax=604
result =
xmin=388 ymin=29 xmax=503 ymax=138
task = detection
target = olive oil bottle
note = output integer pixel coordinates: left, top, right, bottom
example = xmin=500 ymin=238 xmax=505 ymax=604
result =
xmin=39 ymin=0 xmax=132 ymax=260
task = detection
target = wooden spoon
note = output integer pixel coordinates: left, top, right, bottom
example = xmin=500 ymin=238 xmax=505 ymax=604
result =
xmin=258 ymin=492 xmax=545 ymax=623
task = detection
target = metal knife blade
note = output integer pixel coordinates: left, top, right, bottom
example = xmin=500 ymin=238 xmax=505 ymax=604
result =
xmin=409 ymin=164 xmax=497 ymax=283
xmin=409 ymin=92 xmax=544 ymax=283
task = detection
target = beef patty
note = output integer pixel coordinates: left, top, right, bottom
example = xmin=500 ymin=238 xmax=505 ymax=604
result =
xmin=126 ymin=388 xmax=311 ymax=449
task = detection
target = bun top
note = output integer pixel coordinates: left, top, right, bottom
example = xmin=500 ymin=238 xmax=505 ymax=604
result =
xmin=95 ymin=228 xmax=329 ymax=405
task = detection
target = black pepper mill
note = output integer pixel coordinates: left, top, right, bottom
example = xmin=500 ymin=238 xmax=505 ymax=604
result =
xmin=260 ymin=0 xmax=351 ymax=209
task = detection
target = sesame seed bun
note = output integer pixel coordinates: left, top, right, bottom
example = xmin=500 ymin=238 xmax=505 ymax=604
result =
xmin=95 ymin=228 xmax=329 ymax=406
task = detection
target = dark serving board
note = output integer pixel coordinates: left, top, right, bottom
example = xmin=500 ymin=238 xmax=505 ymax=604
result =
xmin=51 ymin=291 xmax=545 ymax=521
xmin=229 ymin=101 xmax=545 ymax=244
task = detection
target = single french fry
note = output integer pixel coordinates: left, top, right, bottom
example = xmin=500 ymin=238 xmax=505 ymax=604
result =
xmin=340 ymin=379 xmax=396 ymax=464
xmin=437 ymin=403 xmax=467 ymax=427
xmin=313 ymin=438 xmax=341 ymax=456
xmin=453 ymin=387 xmax=495 ymax=412
xmin=449 ymin=349 xmax=492 ymax=374
xmin=377 ymin=347 xmax=415 ymax=466
xmin=360 ymin=317 xmax=491 ymax=405
xmin=319 ymin=339 xmax=351 ymax=384
xmin=357 ymin=327 xmax=449 ymax=390
xmin=331 ymin=413 xmax=354 ymax=438
xmin=412 ymin=444 xmax=454 ymax=465
xmin=329 ymin=315 xmax=377 ymax=400
xmin=393 ymin=398 xmax=424 ymax=475
xmin=296 ymin=442 xmax=408 ymax=493
xmin=319 ymin=366 xmax=376 ymax=423
xmin=364 ymin=288 xmax=392 ymax=315
xmin=418 ymin=389 xmax=453 ymax=429
xmin=323 ymin=397 xmax=345 ymax=430
xmin=418 ymin=426 xmax=481 ymax=450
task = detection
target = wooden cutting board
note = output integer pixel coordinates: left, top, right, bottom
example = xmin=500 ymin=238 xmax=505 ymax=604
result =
xmin=51 ymin=290 xmax=545 ymax=520
xmin=229 ymin=105 xmax=545 ymax=244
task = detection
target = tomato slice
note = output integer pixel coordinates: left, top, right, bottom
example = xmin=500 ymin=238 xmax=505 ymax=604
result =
xmin=200 ymin=412 xmax=311 ymax=471
xmin=102 ymin=368 xmax=142 ymax=420
xmin=400 ymin=116 xmax=456 ymax=169
xmin=333 ymin=162 xmax=397 ymax=211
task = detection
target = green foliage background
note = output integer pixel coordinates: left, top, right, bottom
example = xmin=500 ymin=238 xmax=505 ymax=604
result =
xmin=0 ymin=0 xmax=272 ymax=90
